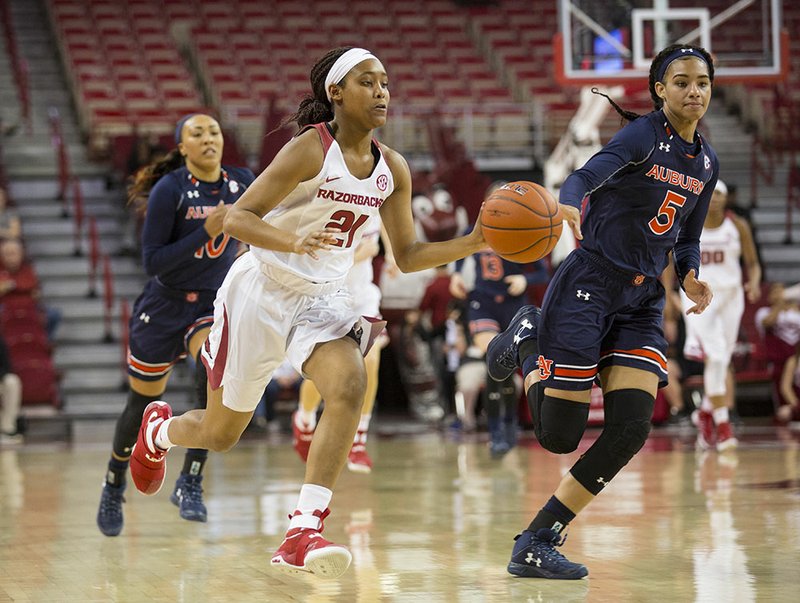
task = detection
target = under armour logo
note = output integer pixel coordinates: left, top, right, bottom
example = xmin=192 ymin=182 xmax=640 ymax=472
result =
xmin=139 ymin=313 xmax=151 ymax=323
xmin=576 ymin=290 xmax=590 ymax=300
xmin=525 ymin=552 xmax=542 ymax=567
xmin=512 ymin=318 xmax=534 ymax=344
xmin=597 ymin=477 xmax=608 ymax=487
xmin=187 ymin=190 xmax=199 ymax=199
xmin=659 ymin=142 xmax=670 ymax=152
xmin=680 ymin=48 xmax=693 ymax=53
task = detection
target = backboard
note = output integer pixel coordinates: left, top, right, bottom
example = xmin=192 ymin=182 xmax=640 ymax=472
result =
xmin=555 ymin=0 xmax=788 ymax=85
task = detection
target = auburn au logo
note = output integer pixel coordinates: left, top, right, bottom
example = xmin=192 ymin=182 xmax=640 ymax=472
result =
xmin=537 ymin=354 xmax=554 ymax=380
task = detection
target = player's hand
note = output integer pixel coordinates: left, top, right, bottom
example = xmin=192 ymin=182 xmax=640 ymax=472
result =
xmin=683 ymin=270 xmax=713 ymax=315
xmin=560 ymin=203 xmax=582 ymax=240
xmin=504 ymin=274 xmax=527 ymax=296
xmin=469 ymin=203 xmax=489 ymax=250
xmin=745 ymin=280 xmax=761 ymax=304
xmin=292 ymin=228 xmax=339 ymax=260
xmin=449 ymin=273 xmax=467 ymax=299
xmin=203 ymin=201 xmax=228 ymax=237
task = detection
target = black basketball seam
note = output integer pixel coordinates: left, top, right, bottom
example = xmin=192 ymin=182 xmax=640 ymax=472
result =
xmin=501 ymin=234 xmax=559 ymax=258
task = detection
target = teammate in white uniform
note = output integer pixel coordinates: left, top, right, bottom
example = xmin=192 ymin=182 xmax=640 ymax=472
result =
xmin=292 ymin=223 xmax=387 ymax=473
xmin=127 ymin=47 xmax=486 ymax=578
xmin=680 ymin=180 xmax=761 ymax=450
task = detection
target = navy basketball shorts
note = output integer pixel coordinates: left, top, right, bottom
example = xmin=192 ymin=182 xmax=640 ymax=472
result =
xmin=536 ymin=249 xmax=668 ymax=392
xmin=468 ymin=290 xmax=526 ymax=336
xmin=127 ymin=279 xmax=216 ymax=381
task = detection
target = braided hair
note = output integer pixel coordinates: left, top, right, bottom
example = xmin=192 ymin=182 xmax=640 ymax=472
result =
xmin=127 ymin=149 xmax=184 ymax=212
xmin=593 ymin=43 xmax=715 ymax=122
xmin=285 ymin=47 xmax=353 ymax=128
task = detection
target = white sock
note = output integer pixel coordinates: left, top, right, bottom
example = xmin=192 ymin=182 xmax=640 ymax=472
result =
xmin=701 ymin=396 xmax=714 ymax=413
xmin=297 ymin=409 xmax=317 ymax=429
xmin=289 ymin=484 xmax=332 ymax=530
xmin=357 ymin=413 xmax=371 ymax=434
xmin=712 ymin=406 xmax=730 ymax=425
xmin=154 ymin=417 xmax=175 ymax=450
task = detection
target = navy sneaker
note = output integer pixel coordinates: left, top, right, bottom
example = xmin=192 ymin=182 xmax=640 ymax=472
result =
xmin=507 ymin=528 xmax=588 ymax=579
xmin=97 ymin=481 xmax=126 ymax=537
xmin=170 ymin=474 xmax=208 ymax=522
xmin=486 ymin=306 xmax=541 ymax=382
xmin=505 ymin=418 xmax=519 ymax=450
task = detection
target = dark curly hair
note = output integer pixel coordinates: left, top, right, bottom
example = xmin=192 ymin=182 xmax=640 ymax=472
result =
xmin=593 ymin=43 xmax=715 ymax=122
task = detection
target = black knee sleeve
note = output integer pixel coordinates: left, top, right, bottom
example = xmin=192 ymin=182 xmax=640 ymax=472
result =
xmin=112 ymin=390 xmax=161 ymax=458
xmin=570 ymin=389 xmax=655 ymax=495
xmin=194 ymin=349 xmax=208 ymax=409
xmin=537 ymin=395 xmax=590 ymax=453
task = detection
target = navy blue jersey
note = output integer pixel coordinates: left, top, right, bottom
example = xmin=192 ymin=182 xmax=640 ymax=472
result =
xmin=559 ymin=110 xmax=719 ymax=283
xmin=141 ymin=165 xmax=255 ymax=290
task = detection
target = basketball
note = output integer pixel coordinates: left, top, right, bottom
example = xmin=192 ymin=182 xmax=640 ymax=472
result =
xmin=480 ymin=181 xmax=563 ymax=263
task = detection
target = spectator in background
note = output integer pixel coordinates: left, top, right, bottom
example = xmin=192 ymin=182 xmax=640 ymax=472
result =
xmin=0 ymin=239 xmax=60 ymax=342
xmin=756 ymin=283 xmax=800 ymax=421
xmin=0 ymin=334 xmax=22 ymax=445
xmin=777 ymin=344 xmax=800 ymax=423
xmin=450 ymin=198 xmax=550 ymax=456
xmin=419 ymin=264 xmax=455 ymax=414
xmin=0 ymin=187 xmax=22 ymax=241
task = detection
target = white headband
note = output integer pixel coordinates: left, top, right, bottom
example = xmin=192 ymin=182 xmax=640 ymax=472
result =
xmin=325 ymin=48 xmax=378 ymax=101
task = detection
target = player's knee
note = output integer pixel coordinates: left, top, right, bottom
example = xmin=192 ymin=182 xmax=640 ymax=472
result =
xmin=607 ymin=418 xmax=651 ymax=461
xmin=538 ymin=430 xmax=581 ymax=454
xmin=604 ymin=388 xmax=655 ymax=461
xmin=323 ymin=369 xmax=367 ymax=411
xmin=537 ymin=395 xmax=589 ymax=454
xmin=205 ymin=428 xmax=240 ymax=453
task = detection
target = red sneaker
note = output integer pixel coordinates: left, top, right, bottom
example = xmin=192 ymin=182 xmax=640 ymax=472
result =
xmin=292 ymin=411 xmax=315 ymax=463
xmin=130 ymin=401 xmax=172 ymax=495
xmin=692 ymin=409 xmax=715 ymax=450
xmin=716 ymin=421 xmax=738 ymax=452
xmin=271 ymin=508 xmax=352 ymax=578
xmin=347 ymin=437 xmax=373 ymax=474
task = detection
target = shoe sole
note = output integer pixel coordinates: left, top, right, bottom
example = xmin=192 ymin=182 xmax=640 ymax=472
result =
xmin=129 ymin=443 xmax=166 ymax=495
xmin=347 ymin=461 xmax=372 ymax=473
xmin=271 ymin=547 xmax=353 ymax=579
xmin=717 ymin=438 xmax=738 ymax=452
xmin=507 ymin=561 xmax=589 ymax=579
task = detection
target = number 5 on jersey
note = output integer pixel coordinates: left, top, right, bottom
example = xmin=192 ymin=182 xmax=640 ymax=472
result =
xmin=648 ymin=190 xmax=687 ymax=235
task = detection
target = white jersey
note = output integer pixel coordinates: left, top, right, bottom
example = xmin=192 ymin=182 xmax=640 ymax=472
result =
xmin=347 ymin=223 xmax=382 ymax=317
xmin=696 ymin=213 xmax=742 ymax=291
xmin=251 ymin=122 xmax=394 ymax=283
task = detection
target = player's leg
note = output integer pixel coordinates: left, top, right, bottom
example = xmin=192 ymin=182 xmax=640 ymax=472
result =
xmin=97 ymin=373 xmax=168 ymax=536
xmin=347 ymin=342 xmax=381 ymax=472
xmin=474 ymin=329 xmax=509 ymax=456
xmin=169 ymin=327 xmax=213 ymax=522
xmin=293 ymin=379 xmax=322 ymax=462
xmin=271 ymin=337 xmax=364 ymax=578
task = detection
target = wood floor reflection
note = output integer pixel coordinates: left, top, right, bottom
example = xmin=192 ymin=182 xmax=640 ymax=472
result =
xmin=1 ymin=422 xmax=799 ymax=602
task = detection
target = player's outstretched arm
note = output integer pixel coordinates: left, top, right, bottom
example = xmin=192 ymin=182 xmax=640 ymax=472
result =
xmin=379 ymin=147 xmax=485 ymax=272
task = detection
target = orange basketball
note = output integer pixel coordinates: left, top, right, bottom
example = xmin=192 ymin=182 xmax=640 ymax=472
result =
xmin=480 ymin=181 xmax=563 ymax=263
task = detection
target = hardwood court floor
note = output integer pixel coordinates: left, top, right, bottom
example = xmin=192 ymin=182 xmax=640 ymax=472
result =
xmin=1 ymin=421 xmax=799 ymax=602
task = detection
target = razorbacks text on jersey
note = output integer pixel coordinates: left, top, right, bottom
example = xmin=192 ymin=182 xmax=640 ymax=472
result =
xmin=141 ymin=165 xmax=255 ymax=290
xmin=559 ymin=109 xmax=719 ymax=282
xmin=251 ymin=122 xmax=394 ymax=283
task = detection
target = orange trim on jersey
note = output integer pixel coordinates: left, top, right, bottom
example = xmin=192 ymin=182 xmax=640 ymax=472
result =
xmin=603 ymin=347 xmax=667 ymax=370
xmin=128 ymin=354 xmax=174 ymax=374
xmin=554 ymin=366 xmax=598 ymax=378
